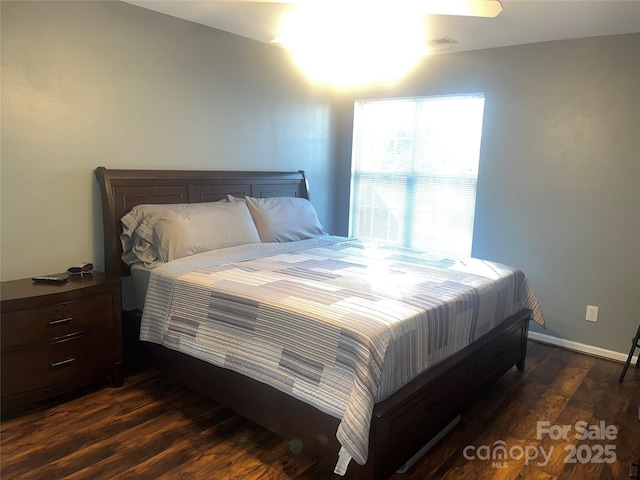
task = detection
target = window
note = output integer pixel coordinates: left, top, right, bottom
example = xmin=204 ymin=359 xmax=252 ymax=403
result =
xmin=349 ymin=94 xmax=485 ymax=257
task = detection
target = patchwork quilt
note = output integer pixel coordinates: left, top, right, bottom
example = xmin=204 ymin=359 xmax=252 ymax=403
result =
xmin=140 ymin=236 xmax=544 ymax=474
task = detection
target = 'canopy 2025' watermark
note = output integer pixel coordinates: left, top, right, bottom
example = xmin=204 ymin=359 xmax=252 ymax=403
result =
xmin=462 ymin=420 xmax=618 ymax=468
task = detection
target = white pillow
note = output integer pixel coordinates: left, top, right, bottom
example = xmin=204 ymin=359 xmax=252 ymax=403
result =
xmin=120 ymin=200 xmax=261 ymax=267
xmin=229 ymin=195 xmax=325 ymax=242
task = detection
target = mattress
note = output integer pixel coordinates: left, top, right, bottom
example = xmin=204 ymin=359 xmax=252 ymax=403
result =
xmin=130 ymin=263 xmax=151 ymax=311
xmin=137 ymin=236 xmax=544 ymax=473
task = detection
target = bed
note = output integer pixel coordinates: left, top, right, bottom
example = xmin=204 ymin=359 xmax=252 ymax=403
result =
xmin=95 ymin=167 xmax=544 ymax=479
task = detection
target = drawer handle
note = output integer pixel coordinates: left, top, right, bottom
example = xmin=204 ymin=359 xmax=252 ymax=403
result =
xmin=50 ymin=358 xmax=75 ymax=368
xmin=48 ymin=317 xmax=73 ymax=326
xmin=630 ymin=461 xmax=638 ymax=478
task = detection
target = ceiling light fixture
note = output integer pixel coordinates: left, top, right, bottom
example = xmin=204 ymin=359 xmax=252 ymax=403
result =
xmin=273 ymin=1 xmax=428 ymax=88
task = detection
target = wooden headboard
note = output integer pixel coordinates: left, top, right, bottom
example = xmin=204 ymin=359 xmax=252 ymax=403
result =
xmin=95 ymin=167 xmax=310 ymax=278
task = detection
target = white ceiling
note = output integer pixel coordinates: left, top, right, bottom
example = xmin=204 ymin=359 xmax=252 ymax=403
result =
xmin=123 ymin=0 xmax=640 ymax=54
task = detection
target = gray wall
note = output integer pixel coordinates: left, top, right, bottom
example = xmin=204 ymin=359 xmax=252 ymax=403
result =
xmin=332 ymin=34 xmax=640 ymax=355
xmin=1 ymin=0 xmax=336 ymax=281
xmin=2 ymin=1 xmax=638 ymax=356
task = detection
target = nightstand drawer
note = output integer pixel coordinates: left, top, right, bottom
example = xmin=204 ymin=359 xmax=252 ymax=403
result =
xmin=1 ymin=293 xmax=114 ymax=348
xmin=1 ymin=328 xmax=115 ymax=397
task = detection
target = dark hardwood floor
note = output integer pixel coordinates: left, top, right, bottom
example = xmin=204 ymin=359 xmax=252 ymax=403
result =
xmin=2 ymin=341 xmax=639 ymax=480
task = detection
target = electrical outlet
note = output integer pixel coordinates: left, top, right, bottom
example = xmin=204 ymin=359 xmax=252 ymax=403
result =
xmin=585 ymin=305 xmax=599 ymax=322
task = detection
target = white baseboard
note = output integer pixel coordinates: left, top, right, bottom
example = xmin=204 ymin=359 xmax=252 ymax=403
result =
xmin=528 ymin=331 xmax=639 ymax=365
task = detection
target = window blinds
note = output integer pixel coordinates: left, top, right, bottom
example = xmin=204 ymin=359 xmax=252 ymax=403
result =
xmin=349 ymin=94 xmax=485 ymax=257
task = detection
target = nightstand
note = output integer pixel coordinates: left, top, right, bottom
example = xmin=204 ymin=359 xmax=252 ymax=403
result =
xmin=1 ymin=272 xmax=123 ymax=413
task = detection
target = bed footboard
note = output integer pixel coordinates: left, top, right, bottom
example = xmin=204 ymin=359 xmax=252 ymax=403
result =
xmin=128 ymin=308 xmax=530 ymax=479
xmin=355 ymin=308 xmax=530 ymax=479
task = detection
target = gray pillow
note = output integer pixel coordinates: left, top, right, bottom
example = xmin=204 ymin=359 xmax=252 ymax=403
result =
xmin=120 ymin=200 xmax=261 ymax=267
xmin=230 ymin=195 xmax=325 ymax=242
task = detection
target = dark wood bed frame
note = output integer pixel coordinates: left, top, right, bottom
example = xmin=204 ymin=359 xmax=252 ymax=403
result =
xmin=95 ymin=167 xmax=531 ymax=480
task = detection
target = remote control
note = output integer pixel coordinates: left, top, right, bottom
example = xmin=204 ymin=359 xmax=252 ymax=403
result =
xmin=32 ymin=276 xmax=69 ymax=283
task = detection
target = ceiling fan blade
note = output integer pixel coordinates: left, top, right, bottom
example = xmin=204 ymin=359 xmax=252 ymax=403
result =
xmin=417 ymin=0 xmax=503 ymax=17
xmin=215 ymin=0 xmax=503 ymax=18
